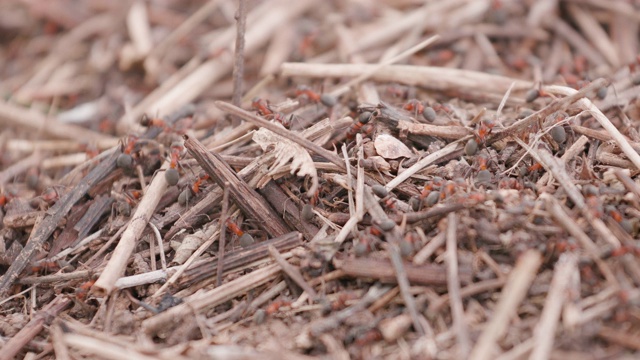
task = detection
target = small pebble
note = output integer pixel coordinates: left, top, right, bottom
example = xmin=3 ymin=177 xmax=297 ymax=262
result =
xmin=422 ymin=106 xmax=436 ymax=122
xmin=165 ymin=168 xmax=180 ymax=186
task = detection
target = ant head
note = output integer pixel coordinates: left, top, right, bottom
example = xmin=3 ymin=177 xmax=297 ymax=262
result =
xmin=140 ymin=114 xmax=151 ymax=127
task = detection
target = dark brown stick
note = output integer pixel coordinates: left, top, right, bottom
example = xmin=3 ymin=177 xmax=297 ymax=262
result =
xmin=183 ymin=134 xmax=289 ymax=238
xmin=217 ymin=183 xmax=231 ymax=287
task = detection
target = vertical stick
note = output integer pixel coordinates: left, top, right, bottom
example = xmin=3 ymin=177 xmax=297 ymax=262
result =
xmin=231 ymin=0 xmax=247 ymax=124
xmin=217 ymin=183 xmax=231 ymax=287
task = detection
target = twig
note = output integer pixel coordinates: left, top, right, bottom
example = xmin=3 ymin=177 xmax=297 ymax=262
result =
xmin=469 ymin=250 xmax=542 ymax=360
xmin=150 ymin=225 xmax=219 ymax=299
xmin=268 ymin=245 xmax=317 ymax=300
xmin=542 ymin=193 xmax=618 ymax=285
xmin=338 ymin=256 xmax=469 ymax=286
xmin=0 ymin=296 xmax=72 ymax=360
xmin=217 ymin=183 xmax=231 ymax=287
xmin=445 ymin=213 xmax=471 ymax=358
xmin=532 ymin=145 xmax=621 ymax=247
xmin=385 ymin=141 xmax=462 ymax=191
xmin=142 ymin=264 xmax=282 ymax=336
xmin=0 ymin=151 xmax=118 ymax=297
xmin=546 ymin=84 xmax=640 ymax=170
xmin=329 ymin=35 xmax=440 ymax=97
xmin=214 ymin=101 xmax=346 ymax=170
xmin=92 ymin=160 xmax=170 ymax=296
xmin=231 ymin=0 xmax=247 ymax=112
xmin=148 ymin=223 xmax=166 ymax=272
xmin=530 ymin=253 xmax=579 ymax=360
xmin=183 ymin=134 xmax=289 ymax=237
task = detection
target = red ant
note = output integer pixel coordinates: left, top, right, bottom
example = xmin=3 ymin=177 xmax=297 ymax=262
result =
xmin=354 ymin=329 xmax=383 ymax=346
xmin=251 ymin=98 xmax=274 ymax=117
xmin=168 ymin=142 xmax=184 ymax=169
xmin=403 ymin=99 xmax=424 ymax=114
xmin=122 ymin=134 xmax=139 ymax=155
xmin=294 ymin=85 xmax=321 ymax=103
xmin=226 ymin=218 xmax=254 ymax=247
xmin=76 ymin=279 xmax=96 ymax=301
xmin=528 ymin=162 xmax=543 ymax=172
xmin=251 ymin=97 xmax=291 ymax=128
xmin=0 ymin=190 xmax=15 ymax=208
xmin=140 ymin=113 xmax=193 ymax=136
xmin=347 ymin=112 xmax=374 ymax=140
xmin=498 ymin=178 xmax=522 ymax=190
xmin=28 ymin=260 xmax=61 ymax=275
xmin=265 ymin=300 xmax=291 ymax=315
xmin=117 ymin=134 xmax=142 ymax=169
xmin=191 ymin=174 xmax=210 ymax=194
xmin=476 ymin=154 xmax=490 ymax=171
xmin=164 ymin=142 xmax=184 ymax=186
xmin=140 ymin=114 xmax=167 ymax=129
xmin=329 ymin=292 xmax=358 ymax=312
xmin=474 ymin=120 xmax=495 ymax=145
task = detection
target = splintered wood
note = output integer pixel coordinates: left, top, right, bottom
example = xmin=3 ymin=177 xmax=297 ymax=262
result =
xmin=2 ymin=1 xmax=640 ymax=359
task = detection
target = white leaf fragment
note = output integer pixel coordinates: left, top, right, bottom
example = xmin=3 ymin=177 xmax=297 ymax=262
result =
xmin=253 ymin=127 xmax=318 ymax=195
xmin=374 ymin=133 xmax=412 ymax=159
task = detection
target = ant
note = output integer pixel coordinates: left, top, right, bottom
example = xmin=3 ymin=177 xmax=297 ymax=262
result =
xmin=116 ymin=134 xmax=141 ymax=169
xmin=28 ymin=260 xmax=61 ymax=275
xmin=140 ymin=113 xmax=193 ymax=136
xmin=251 ymin=97 xmax=274 ymax=117
xmin=294 ymin=85 xmax=321 ymax=103
xmin=0 ymin=189 xmax=16 ymax=208
xmin=76 ymin=279 xmax=97 ymax=301
xmin=226 ymin=218 xmax=255 ymax=247
xmin=347 ymin=111 xmax=374 ymax=140
xmin=178 ymin=174 xmax=210 ymax=206
xmin=294 ymin=86 xmax=337 ymax=107
xmin=117 ymin=189 xmax=142 ymax=216
xmin=474 ymin=119 xmax=495 ymax=145
xmin=251 ymin=97 xmax=291 ymax=128
xmin=403 ymin=99 xmax=424 ymax=114
xmin=165 ymin=142 xmax=184 ymax=186
xmin=265 ymin=300 xmax=291 ymax=315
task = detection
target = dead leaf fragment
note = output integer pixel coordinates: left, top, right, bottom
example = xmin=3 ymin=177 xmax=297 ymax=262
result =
xmin=374 ymin=134 xmax=412 ymax=159
xmin=253 ymin=127 xmax=319 ymax=196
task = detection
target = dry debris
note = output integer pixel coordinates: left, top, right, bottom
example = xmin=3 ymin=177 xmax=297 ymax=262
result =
xmin=2 ymin=0 xmax=640 ymax=359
